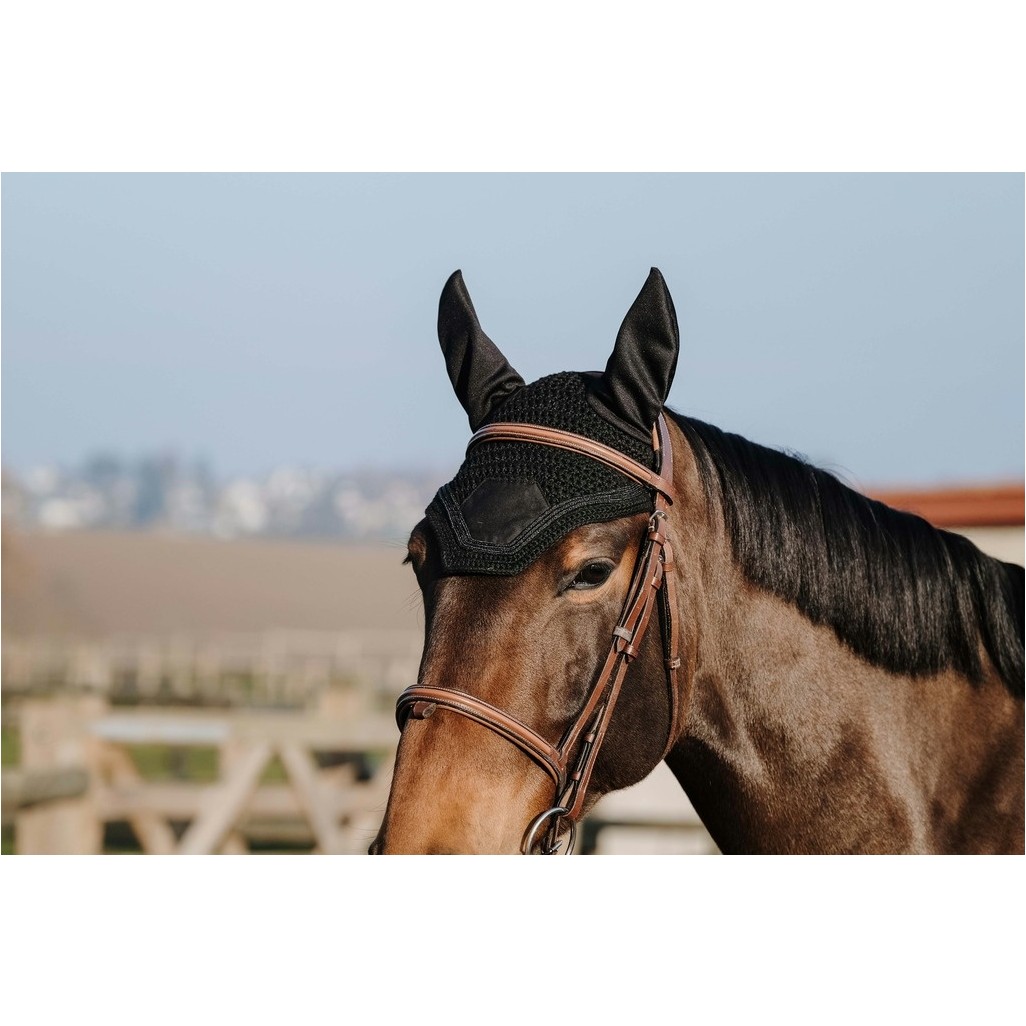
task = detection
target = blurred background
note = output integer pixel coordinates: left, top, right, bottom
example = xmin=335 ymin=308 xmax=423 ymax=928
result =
xmin=2 ymin=172 xmax=1023 ymax=854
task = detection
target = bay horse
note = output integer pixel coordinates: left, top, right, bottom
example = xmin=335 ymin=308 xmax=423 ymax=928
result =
xmin=371 ymin=269 xmax=1024 ymax=854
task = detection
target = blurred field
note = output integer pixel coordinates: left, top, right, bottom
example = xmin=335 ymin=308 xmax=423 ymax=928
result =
xmin=3 ymin=528 xmax=423 ymax=637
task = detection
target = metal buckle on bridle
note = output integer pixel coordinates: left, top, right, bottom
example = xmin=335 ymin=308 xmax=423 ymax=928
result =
xmin=648 ymin=508 xmax=668 ymax=538
xmin=521 ymin=806 xmax=577 ymax=855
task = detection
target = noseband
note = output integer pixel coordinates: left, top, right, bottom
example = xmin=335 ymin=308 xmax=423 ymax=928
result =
xmin=396 ymin=414 xmax=680 ymax=854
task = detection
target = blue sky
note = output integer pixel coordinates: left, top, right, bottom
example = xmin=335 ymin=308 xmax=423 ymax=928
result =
xmin=2 ymin=173 xmax=1022 ymax=487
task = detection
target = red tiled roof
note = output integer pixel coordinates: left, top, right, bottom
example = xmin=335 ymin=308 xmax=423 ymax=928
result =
xmin=866 ymin=484 xmax=1025 ymax=528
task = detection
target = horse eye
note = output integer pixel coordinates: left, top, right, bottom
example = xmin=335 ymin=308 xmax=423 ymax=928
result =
xmin=570 ymin=562 xmax=613 ymax=590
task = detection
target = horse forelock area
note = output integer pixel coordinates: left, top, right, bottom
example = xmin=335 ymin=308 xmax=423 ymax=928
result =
xmin=672 ymin=413 xmax=1025 ymax=698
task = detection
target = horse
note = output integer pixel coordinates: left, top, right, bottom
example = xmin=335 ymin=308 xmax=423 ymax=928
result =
xmin=370 ymin=269 xmax=1024 ymax=854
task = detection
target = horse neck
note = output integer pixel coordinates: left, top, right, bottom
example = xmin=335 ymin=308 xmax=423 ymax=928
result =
xmin=660 ymin=416 xmax=1025 ymax=854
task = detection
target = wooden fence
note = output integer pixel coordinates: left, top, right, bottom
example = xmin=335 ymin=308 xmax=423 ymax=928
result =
xmin=4 ymin=695 xmax=397 ymax=854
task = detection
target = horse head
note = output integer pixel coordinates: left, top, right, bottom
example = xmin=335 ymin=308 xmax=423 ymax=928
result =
xmin=371 ymin=268 xmax=696 ymax=854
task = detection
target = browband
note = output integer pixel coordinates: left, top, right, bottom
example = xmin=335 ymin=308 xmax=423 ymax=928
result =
xmin=468 ymin=421 xmax=675 ymax=504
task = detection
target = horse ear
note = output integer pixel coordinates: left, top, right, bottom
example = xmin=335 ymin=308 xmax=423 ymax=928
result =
xmin=437 ymin=270 xmax=525 ymax=431
xmin=598 ymin=268 xmax=680 ymax=433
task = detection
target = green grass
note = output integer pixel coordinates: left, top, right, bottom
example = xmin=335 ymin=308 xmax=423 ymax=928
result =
xmin=2 ymin=725 xmax=19 ymax=852
xmin=124 ymin=743 xmax=220 ymax=782
xmin=2 ymin=723 xmax=21 ymax=767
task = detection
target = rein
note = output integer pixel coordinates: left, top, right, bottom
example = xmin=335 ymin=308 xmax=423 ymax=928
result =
xmin=395 ymin=414 xmax=680 ymax=854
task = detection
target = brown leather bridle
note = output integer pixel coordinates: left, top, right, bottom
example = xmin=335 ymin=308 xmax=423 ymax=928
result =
xmin=396 ymin=414 xmax=680 ymax=854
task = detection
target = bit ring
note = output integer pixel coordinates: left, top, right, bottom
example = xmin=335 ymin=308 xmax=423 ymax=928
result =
xmin=521 ymin=806 xmax=576 ymax=855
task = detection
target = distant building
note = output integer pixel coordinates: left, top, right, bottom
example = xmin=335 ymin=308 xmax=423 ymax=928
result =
xmin=867 ymin=483 xmax=1024 ymax=565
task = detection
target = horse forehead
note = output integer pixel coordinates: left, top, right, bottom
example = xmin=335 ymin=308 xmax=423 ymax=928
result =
xmin=431 ymin=559 xmax=552 ymax=619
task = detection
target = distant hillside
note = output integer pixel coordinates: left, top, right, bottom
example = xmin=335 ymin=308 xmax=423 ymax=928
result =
xmin=3 ymin=529 xmax=424 ymax=638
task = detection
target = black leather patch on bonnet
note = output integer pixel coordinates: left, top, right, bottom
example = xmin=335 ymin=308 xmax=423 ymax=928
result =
xmin=460 ymin=478 xmax=550 ymax=545
xmin=425 ymin=371 xmax=655 ymax=575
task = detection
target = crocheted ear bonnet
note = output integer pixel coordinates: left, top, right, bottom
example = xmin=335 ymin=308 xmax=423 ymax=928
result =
xmin=424 ymin=269 xmax=680 ymax=576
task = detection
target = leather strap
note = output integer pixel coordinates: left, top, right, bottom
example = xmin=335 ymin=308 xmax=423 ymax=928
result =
xmin=557 ymin=514 xmax=670 ymax=821
xmin=395 ymin=413 xmax=681 ymax=853
xmin=469 ymin=422 xmax=675 ymax=504
xmin=396 ymin=685 xmax=565 ymax=786
xmin=658 ymin=537 xmax=682 ymax=757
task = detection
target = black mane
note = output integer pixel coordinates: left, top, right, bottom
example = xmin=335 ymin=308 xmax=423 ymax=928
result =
xmin=674 ymin=414 xmax=1025 ymax=697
